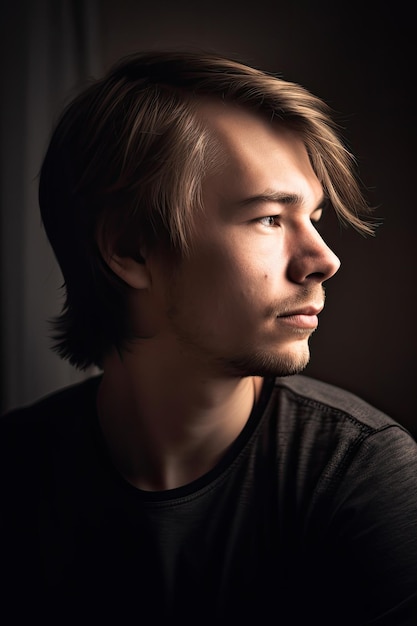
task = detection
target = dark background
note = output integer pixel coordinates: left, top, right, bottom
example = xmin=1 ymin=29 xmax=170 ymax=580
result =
xmin=2 ymin=1 xmax=416 ymax=436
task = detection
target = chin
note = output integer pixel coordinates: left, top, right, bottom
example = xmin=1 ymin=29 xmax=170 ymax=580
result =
xmin=223 ymin=344 xmax=311 ymax=378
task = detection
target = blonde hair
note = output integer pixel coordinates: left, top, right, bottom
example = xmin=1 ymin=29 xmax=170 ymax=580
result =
xmin=39 ymin=49 xmax=374 ymax=369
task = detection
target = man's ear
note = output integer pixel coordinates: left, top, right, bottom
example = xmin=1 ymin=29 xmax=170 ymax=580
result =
xmin=96 ymin=224 xmax=151 ymax=290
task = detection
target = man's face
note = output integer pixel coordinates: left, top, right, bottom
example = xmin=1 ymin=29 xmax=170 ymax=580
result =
xmin=143 ymin=103 xmax=340 ymax=378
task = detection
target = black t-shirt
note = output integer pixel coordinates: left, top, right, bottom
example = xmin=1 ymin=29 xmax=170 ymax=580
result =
xmin=1 ymin=374 xmax=417 ymax=625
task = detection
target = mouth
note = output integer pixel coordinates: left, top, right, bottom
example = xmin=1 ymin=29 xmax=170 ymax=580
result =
xmin=277 ymin=304 xmax=324 ymax=329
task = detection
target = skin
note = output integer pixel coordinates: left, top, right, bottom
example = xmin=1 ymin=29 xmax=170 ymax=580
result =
xmin=97 ymin=102 xmax=341 ymax=491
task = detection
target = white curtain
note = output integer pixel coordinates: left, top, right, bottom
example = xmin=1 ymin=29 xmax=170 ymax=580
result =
xmin=1 ymin=0 xmax=102 ymax=412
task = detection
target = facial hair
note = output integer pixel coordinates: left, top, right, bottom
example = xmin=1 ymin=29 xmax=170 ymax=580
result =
xmin=217 ymin=332 xmax=313 ymax=378
xmin=161 ymin=259 xmax=324 ymax=379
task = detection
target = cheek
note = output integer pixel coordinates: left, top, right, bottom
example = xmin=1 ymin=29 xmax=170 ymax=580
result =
xmin=180 ymin=231 xmax=285 ymax=307
xmin=176 ymin=257 xmax=245 ymax=320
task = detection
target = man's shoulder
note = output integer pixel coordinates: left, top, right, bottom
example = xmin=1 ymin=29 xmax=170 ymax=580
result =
xmin=0 ymin=375 xmax=102 ymax=480
xmin=270 ymin=375 xmax=417 ymax=497
xmin=273 ymin=374 xmax=404 ymax=434
xmin=0 ymin=374 xmax=102 ymax=432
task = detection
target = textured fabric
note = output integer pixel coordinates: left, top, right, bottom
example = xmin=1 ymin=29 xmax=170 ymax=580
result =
xmin=1 ymin=374 xmax=416 ymax=625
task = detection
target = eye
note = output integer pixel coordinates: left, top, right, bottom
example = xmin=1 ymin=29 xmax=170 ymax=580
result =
xmin=310 ymin=211 xmax=323 ymax=230
xmin=311 ymin=200 xmax=330 ymax=230
xmin=258 ymin=215 xmax=279 ymax=227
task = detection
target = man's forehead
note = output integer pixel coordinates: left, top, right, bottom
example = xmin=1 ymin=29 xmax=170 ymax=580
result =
xmin=197 ymin=100 xmax=323 ymax=210
xmin=199 ymin=99 xmax=306 ymax=165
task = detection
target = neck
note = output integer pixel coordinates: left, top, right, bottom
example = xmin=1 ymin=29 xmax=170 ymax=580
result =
xmin=97 ymin=347 xmax=263 ymax=491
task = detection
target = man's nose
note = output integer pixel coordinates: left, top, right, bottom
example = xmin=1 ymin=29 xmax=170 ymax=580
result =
xmin=286 ymin=228 xmax=341 ymax=284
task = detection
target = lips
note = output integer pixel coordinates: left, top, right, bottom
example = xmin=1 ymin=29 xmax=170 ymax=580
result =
xmin=279 ymin=303 xmax=324 ymax=317
xmin=277 ymin=303 xmax=324 ymax=330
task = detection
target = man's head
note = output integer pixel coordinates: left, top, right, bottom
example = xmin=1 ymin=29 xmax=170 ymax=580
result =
xmin=39 ymin=50 xmax=374 ymax=371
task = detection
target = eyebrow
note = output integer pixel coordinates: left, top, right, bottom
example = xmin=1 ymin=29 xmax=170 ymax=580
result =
xmin=237 ymin=190 xmax=328 ymax=212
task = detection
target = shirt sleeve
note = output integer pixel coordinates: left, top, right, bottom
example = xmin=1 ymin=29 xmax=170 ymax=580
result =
xmin=327 ymin=424 xmax=417 ymax=625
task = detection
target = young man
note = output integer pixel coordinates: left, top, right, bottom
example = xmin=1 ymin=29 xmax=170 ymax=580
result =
xmin=1 ymin=51 xmax=416 ymax=624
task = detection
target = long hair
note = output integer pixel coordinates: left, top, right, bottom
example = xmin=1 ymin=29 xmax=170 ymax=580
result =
xmin=39 ymin=49 xmax=374 ymax=370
